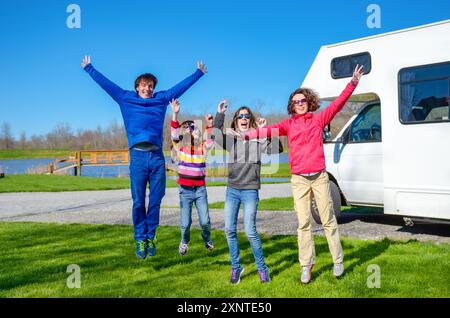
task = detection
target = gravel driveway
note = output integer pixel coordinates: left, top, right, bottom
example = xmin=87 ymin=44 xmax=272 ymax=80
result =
xmin=1 ymin=184 xmax=449 ymax=243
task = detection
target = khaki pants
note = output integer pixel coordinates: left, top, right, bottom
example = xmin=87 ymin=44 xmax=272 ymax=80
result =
xmin=291 ymin=172 xmax=343 ymax=266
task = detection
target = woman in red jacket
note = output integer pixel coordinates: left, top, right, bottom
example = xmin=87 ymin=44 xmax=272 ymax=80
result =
xmin=233 ymin=65 xmax=364 ymax=284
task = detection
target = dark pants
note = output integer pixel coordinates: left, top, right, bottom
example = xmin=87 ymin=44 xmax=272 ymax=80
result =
xmin=129 ymin=148 xmax=166 ymax=241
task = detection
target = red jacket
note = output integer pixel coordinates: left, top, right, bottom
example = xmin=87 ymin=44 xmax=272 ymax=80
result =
xmin=245 ymin=80 xmax=358 ymax=175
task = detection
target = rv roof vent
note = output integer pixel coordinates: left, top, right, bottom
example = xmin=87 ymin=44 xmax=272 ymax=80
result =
xmin=331 ymin=52 xmax=371 ymax=79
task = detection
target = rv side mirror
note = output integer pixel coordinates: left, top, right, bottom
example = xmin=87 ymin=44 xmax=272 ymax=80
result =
xmin=323 ymin=124 xmax=332 ymax=142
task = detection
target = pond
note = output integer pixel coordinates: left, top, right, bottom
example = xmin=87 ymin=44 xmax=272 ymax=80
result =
xmin=0 ymin=153 xmax=290 ymax=179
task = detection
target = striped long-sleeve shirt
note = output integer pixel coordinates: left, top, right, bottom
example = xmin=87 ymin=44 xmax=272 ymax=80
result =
xmin=171 ymin=120 xmax=214 ymax=186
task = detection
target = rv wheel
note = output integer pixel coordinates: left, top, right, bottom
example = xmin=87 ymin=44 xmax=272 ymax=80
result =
xmin=311 ymin=181 xmax=342 ymax=225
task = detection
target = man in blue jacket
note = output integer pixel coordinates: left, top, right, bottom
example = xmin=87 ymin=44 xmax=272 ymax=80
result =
xmin=81 ymin=56 xmax=207 ymax=259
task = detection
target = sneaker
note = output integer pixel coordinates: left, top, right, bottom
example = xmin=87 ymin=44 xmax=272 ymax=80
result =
xmin=333 ymin=262 xmax=344 ymax=278
xmin=179 ymin=242 xmax=188 ymax=256
xmin=301 ymin=265 xmax=313 ymax=284
xmin=205 ymin=241 xmax=214 ymax=251
xmin=258 ymin=268 xmax=271 ymax=283
xmin=146 ymin=237 xmax=156 ymax=257
xmin=135 ymin=240 xmax=147 ymax=260
xmin=230 ymin=267 xmax=244 ymax=285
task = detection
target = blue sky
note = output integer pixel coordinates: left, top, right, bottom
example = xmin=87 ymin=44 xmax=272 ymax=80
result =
xmin=1 ymin=0 xmax=450 ymax=138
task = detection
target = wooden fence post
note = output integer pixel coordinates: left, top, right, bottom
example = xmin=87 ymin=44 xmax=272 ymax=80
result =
xmin=75 ymin=151 xmax=81 ymax=176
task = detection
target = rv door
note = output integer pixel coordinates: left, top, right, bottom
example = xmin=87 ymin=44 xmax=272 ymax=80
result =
xmin=333 ymin=103 xmax=383 ymax=205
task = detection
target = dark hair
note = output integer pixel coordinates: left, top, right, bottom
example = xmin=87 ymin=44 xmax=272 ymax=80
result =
xmin=180 ymin=120 xmax=195 ymax=129
xmin=134 ymin=73 xmax=158 ymax=91
xmin=179 ymin=120 xmax=201 ymax=146
xmin=231 ymin=106 xmax=258 ymax=130
xmin=287 ymin=88 xmax=321 ymax=115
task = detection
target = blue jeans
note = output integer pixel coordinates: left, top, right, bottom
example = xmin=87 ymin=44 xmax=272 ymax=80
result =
xmin=129 ymin=148 xmax=166 ymax=241
xmin=179 ymin=185 xmax=212 ymax=244
xmin=224 ymin=187 xmax=268 ymax=271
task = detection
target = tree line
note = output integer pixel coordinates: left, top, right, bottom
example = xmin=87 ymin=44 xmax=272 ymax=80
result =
xmin=1 ymin=102 xmax=362 ymax=151
xmin=0 ymin=112 xmax=279 ymax=151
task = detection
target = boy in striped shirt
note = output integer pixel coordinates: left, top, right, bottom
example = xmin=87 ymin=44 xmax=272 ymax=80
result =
xmin=170 ymin=99 xmax=214 ymax=256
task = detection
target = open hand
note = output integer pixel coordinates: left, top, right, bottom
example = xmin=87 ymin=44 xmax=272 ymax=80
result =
xmin=217 ymin=99 xmax=228 ymax=113
xmin=205 ymin=113 xmax=213 ymax=127
xmin=170 ymin=99 xmax=180 ymax=114
xmin=257 ymin=117 xmax=267 ymax=128
xmin=352 ymin=64 xmax=364 ymax=82
xmin=81 ymin=55 xmax=91 ymax=68
xmin=197 ymin=60 xmax=208 ymax=74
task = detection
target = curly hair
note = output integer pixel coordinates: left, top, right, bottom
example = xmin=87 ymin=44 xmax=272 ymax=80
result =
xmin=287 ymin=88 xmax=321 ymax=116
xmin=231 ymin=106 xmax=258 ymax=130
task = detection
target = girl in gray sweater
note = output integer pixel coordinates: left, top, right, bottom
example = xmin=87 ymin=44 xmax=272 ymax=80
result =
xmin=213 ymin=100 xmax=283 ymax=284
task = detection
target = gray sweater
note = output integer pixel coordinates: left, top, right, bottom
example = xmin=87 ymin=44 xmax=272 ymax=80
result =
xmin=212 ymin=112 xmax=283 ymax=190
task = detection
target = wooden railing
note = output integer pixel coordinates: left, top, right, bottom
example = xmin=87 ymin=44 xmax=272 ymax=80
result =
xmin=48 ymin=149 xmax=173 ymax=176
xmin=48 ymin=150 xmax=130 ymax=176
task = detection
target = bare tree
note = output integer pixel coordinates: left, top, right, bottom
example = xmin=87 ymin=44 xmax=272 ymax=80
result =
xmin=29 ymin=134 xmax=46 ymax=149
xmin=46 ymin=122 xmax=74 ymax=149
xmin=251 ymin=98 xmax=265 ymax=117
xmin=19 ymin=131 xmax=27 ymax=149
xmin=0 ymin=122 xmax=14 ymax=149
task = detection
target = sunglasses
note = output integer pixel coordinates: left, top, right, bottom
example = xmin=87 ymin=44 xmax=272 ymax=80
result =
xmin=291 ymin=98 xmax=308 ymax=106
xmin=182 ymin=122 xmax=197 ymax=131
xmin=238 ymin=114 xmax=251 ymax=119
xmin=207 ymin=116 xmax=213 ymax=120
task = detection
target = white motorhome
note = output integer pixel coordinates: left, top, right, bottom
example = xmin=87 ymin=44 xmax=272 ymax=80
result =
xmin=302 ymin=20 xmax=450 ymax=225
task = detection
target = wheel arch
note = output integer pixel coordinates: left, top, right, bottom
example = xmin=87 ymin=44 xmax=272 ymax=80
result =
xmin=326 ymin=171 xmax=348 ymax=206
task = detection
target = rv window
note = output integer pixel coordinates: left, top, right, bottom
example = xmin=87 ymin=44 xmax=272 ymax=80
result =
xmin=331 ymin=52 xmax=371 ymax=79
xmin=348 ymin=104 xmax=381 ymax=143
xmin=399 ymin=62 xmax=450 ymax=124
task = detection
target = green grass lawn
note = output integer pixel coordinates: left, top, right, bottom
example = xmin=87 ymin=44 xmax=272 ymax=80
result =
xmin=0 ymin=149 xmax=74 ymax=159
xmin=0 ymin=149 xmax=182 ymax=160
xmin=0 ymin=174 xmax=229 ymax=192
xmin=261 ymin=163 xmax=291 ymax=178
xmin=0 ymin=174 xmax=292 ymax=193
xmin=0 ymin=148 xmax=291 ymax=180
xmin=0 ymin=222 xmax=448 ymax=297
xmin=209 ymin=197 xmax=383 ymax=214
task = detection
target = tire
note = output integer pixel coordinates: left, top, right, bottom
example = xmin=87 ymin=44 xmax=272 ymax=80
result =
xmin=311 ymin=181 xmax=342 ymax=225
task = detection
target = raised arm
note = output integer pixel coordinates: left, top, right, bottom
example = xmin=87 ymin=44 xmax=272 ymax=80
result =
xmin=203 ymin=124 xmax=215 ymax=152
xmin=161 ymin=61 xmax=207 ymax=102
xmin=81 ymin=56 xmax=126 ymax=103
xmin=170 ymin=99 xmax=181 ymax=143
xmin=202 ymin=113 xmax=213 ymax=151
xmin=243 ymin=118 xmax=290 ymax=140
xmin=213 ymin=100 xmax=228 ymax=130
xmin=316 ymin=65 xmax=363 ymax=127
xmin=211 ymin=99 xmax=233 ymax=151
xmin=256 ymin=118 xmax=284 ymax=155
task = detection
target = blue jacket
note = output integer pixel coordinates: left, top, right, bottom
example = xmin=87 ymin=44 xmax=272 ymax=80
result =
xmin=84 ymin=64 xmax=204 ymax=149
